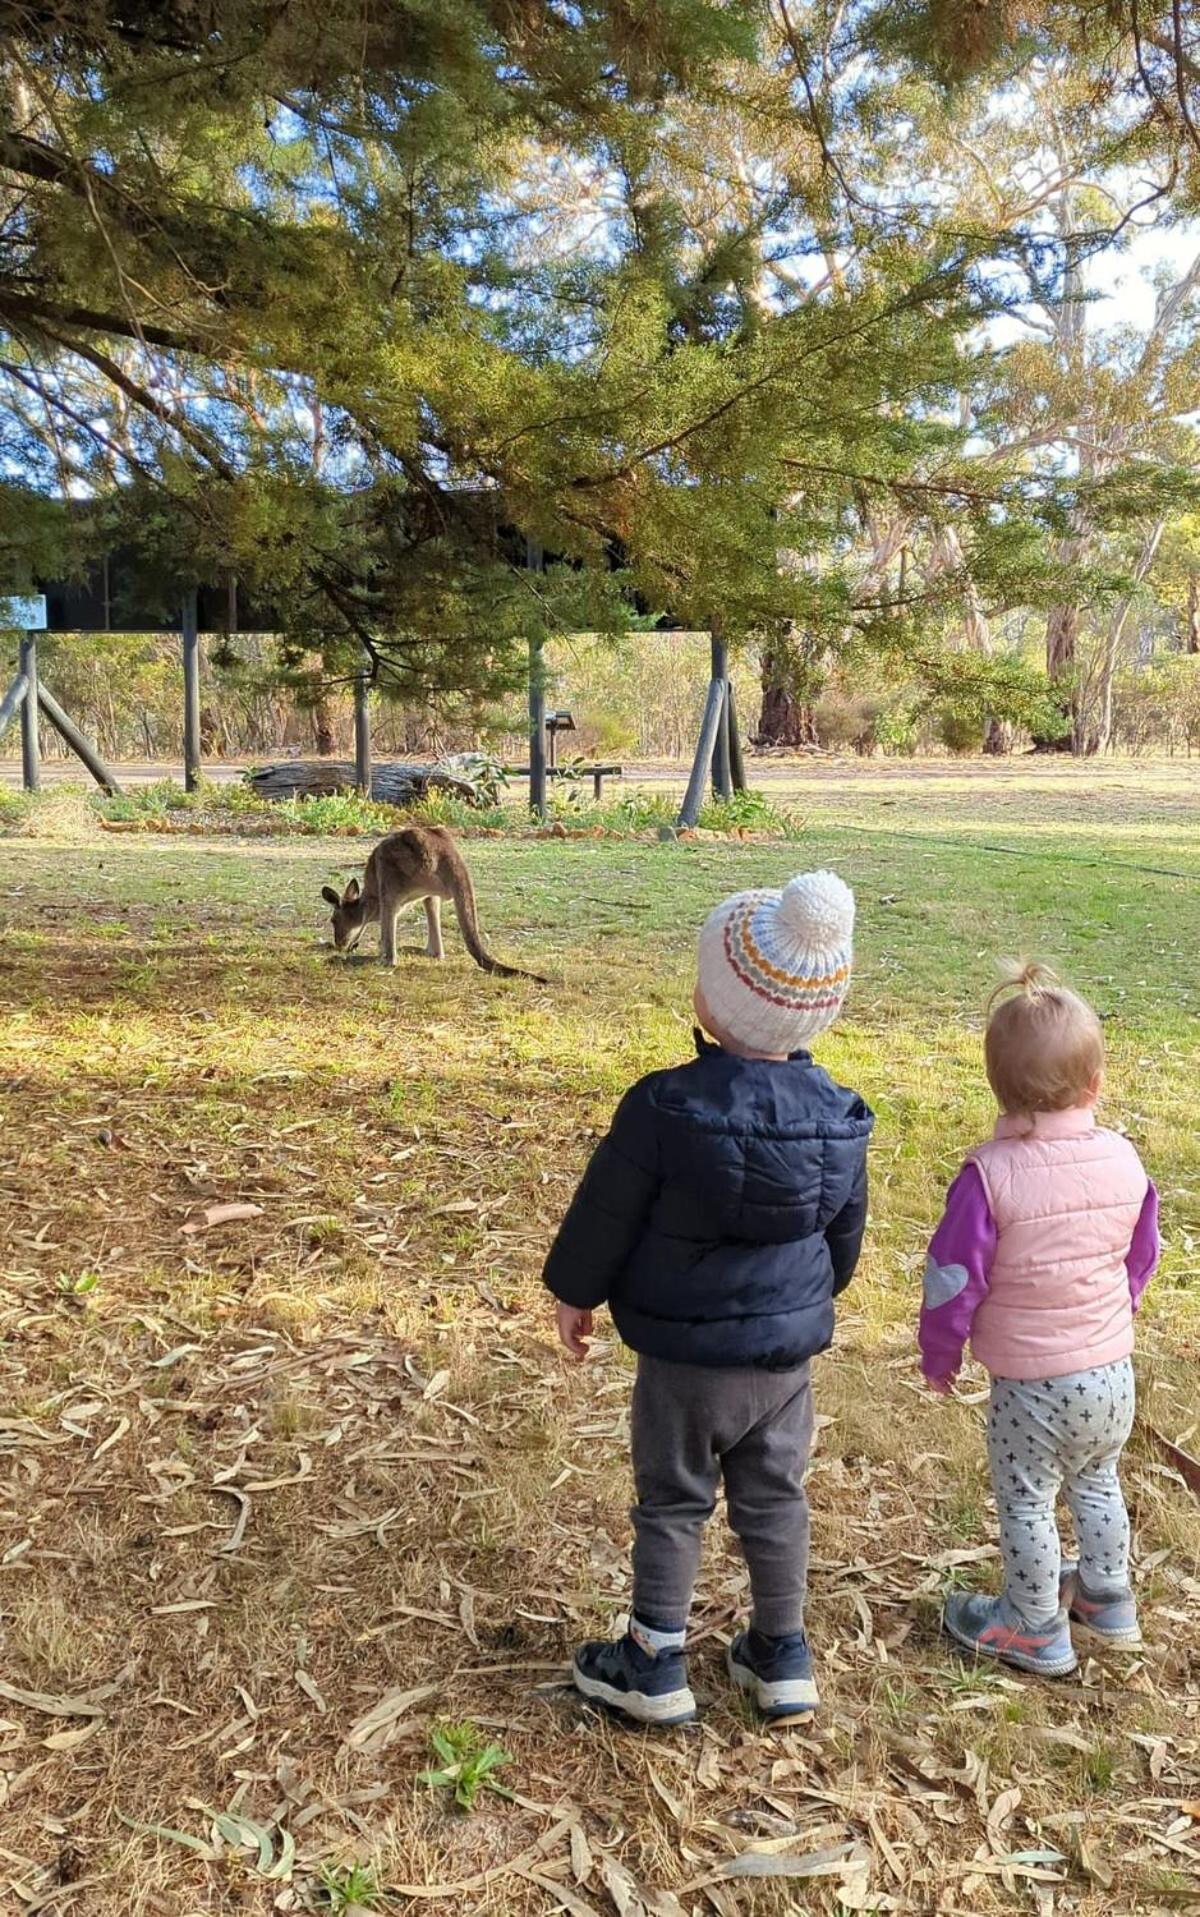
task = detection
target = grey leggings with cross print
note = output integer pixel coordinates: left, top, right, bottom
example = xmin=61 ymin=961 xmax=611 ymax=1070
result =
xmin=987 ymin=1358 xmax=1135 ymax=1626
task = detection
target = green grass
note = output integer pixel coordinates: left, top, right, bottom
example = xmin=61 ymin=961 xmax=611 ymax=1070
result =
xmin=0 ymin=758 xmax=1197 ymax=1916
xmin=3 ymin=788 xmax=1198 ymax=1339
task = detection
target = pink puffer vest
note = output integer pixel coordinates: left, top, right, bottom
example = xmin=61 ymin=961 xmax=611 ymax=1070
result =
xmin=967 ymin=1108 xmax=1148 ymax=1381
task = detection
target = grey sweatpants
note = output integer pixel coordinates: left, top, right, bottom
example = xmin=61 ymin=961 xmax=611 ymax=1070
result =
xmin=630 ymin=1354 xmax=813 ymax=1638
xmin=988 ymin=1358 xmax=1135 ymax=1626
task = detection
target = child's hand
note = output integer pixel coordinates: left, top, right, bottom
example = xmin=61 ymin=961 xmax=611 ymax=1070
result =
xmin=925 ymin=1372 xmax=956 ymax=1397
xmin=556 ymin=1303 xmax=593 ymax=1362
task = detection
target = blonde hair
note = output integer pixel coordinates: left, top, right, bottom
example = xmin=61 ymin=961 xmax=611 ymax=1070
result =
xmin=984 ymin=962 xmax=1104 ymax=1116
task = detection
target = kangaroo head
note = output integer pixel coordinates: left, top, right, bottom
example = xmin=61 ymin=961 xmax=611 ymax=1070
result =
xmin=321 ymin=876 xmax=367 ymax=953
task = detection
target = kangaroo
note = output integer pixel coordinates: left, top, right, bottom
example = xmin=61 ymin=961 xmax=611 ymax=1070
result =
xmin=320 ymin=826 xmax=546 ymax=982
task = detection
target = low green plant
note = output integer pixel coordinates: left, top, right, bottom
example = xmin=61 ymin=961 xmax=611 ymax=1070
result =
xmin=97 ymin=779 xmax=199 ymax=821
xmin=436 ymin=751 xmax=511 ymax=807
xmin=1082 ymin=1742 xmax=1118 ymax=1793
xmin=316 ymin=1862 xmax=382 ymax=1910
xmin=878 ymin=1676 xmax=919 ymax=1721
xmin=946 ymin=1495 xmax=985 ymax=1540
xmin=204 ymin=777 xmax=272 ymax=815
xmin=278 ymin=793 xmax=402 ymax=835
xmin=696 ymin=788 xmax=800 ymax=836
xmin=56 ymin=1271 xmax=101 ymax=1298
xmin=419 ymin=1720 xmax=512 ymax=1812
xmin=547 ymin=768 xmax=588 ymax=815
xmin=408 ymin=790 xmax=511 ymax=831
xmin=601 ymin=787 xmax=678 ymax=831
xmin=0 ymin=787 xmax=33 ymax=832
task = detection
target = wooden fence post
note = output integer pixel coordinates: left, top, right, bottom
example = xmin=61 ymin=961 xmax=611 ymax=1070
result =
xmin=710 ymin=625 xmax=732 ymax=799
xmin=676 ymin=674 xmax=726 ymax=829
xmin=0 ymin=669 xmax=29 ymax=742
xmin=182 ymin=588 xmax=201 ymax=793
xmin=19 ymin=632 xmax=39 ymax=792
xmin=37 ymin=685 xmax=121 ymax=794
xmin=527 ymin=537 xmax=546 ymax=820
xmin=727 ymin=679 xmax=747 ymax=791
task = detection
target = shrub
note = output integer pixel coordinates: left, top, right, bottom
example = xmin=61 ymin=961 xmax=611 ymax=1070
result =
xmin=0 ymin=787 xmax=33 ymax=833
xmin=812 ymin=694 xmax=883 ymax=754
xmin=874 ymin=700 xmax=920 ymax=756
xmin=696 ymin=789 xmax=801 ymax=835
xmin=934 ymin=705 xmax=983 ymax=754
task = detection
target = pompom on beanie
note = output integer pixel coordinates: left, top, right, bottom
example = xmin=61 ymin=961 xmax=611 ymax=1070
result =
xmin=697 ymin=869 xmax=855 ymax=1055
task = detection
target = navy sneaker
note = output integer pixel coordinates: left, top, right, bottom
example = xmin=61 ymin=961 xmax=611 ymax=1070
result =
xmin=727 ymin=1628 xmax=819 ymax=1719
xmin=572 ymin=1629 xmax=697 ymax=1726
xmin=1060 ymin=1561 xmax=1142 ymax=1648
xmin=943 ymin=1592 xmax=1077 ymax=1677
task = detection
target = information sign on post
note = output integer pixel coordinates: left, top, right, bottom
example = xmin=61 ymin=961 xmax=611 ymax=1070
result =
xmin=0 ymin=595 xmax=48 ymax=631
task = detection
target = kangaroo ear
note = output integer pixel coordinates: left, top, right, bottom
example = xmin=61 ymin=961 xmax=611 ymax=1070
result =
xmin=343 ymin=877 xmax=361 ymax=903
xmin=320 ymin=885 xmax=340 ymax=907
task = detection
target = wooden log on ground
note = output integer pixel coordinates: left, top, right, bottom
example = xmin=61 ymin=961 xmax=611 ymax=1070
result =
xmin=246 ymin=760 xmax=479 ymax=806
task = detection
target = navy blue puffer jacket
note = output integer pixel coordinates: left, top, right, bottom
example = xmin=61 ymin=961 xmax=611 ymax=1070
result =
xmin=544 ymin=1033 xmax=874 ymax=1369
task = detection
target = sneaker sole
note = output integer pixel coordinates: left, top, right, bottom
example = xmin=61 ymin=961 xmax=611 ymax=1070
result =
xmin=1070 ymin=1616 xmax=1143 ymax=1650
xmin=572 ymin=1662 xmax=697 ymax=1726
xmin=942 ymin=1612 xmax=1078 ymax=1678
xmin=727 ymin=1648 xmax=819 ymax=1717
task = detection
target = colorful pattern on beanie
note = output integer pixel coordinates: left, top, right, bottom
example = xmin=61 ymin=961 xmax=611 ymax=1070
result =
xmin=697 ymin=869 xmax=854 ymax=1054
xmin=722 ymin=895 xmax=850 ymax=1016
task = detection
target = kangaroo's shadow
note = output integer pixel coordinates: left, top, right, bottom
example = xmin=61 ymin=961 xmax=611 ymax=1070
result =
xmin=324 ymin=945 xmax=437 ymax=967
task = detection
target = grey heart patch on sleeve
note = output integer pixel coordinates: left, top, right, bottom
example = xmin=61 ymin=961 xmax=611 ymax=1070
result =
xmin=923 ymin=1255 xmax=970 ymax=1309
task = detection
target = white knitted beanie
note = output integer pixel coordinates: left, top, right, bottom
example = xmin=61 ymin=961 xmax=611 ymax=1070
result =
xmin=697 ymin=870 xmax=855 ymax=1054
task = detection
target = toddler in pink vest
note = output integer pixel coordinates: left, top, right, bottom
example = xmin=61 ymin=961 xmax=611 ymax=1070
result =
xmin=919 ymin=963 xmax=1159 ymax=1676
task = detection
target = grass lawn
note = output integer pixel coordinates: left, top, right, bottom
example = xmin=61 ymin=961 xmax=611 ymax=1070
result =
xmin=0 ymin=760 xmax=1198 ymax=1915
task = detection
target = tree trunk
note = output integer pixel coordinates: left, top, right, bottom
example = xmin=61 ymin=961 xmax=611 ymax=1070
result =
xmin=1046 ymin=601 xmax=1078 ymax=682
xmin=758 ymin=652 xmax=816 ymax=746
xmin=1186 ymin=575 xmax=1200 ymax=654
xmin=1038 ymin=602 xmax=1080 ymax=750
xmin=1086 ymin=519 xmax=1165 ymax=756
xmin=312 ymin=697 xmax=336 ymax=756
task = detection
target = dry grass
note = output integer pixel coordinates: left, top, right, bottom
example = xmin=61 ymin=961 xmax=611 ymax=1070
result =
xmin=1 ymin=761 xmax=1198 ymax=1916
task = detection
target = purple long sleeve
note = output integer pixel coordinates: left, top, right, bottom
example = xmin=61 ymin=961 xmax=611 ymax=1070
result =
xmin=918 ymin=1163 xmax=997 ymax=1382
xmin=1126 ymin=1180 xmax=1160 ymax=1313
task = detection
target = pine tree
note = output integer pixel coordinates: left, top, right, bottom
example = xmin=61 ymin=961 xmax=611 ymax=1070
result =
xmin=0 ymin=0 xmax=996 ymax=709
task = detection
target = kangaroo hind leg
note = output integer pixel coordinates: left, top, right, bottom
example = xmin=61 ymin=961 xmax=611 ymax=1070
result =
xmin=424 ymin=895 xmax=444 ymax=960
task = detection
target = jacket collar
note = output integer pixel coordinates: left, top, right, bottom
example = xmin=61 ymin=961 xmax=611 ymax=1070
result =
xmin=693 ymin=1027 xmax=812 ymax=1065
xmin=994 ymin=1107 xmax=1096 ymax=1141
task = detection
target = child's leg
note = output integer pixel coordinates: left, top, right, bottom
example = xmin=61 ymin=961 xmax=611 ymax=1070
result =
xmin=986 ymin=1378 xmax=1067 ymax=1626
xmin=571 ymin=1356 xmax=717 ymax=1725
xmin=719 ymin=1365 xmax=813 ymax=1638
xmin=630 ymin=1356 xmax=722 ymax=1629
xmin=1061 ymin=1358 xmax=1136 ymax=1595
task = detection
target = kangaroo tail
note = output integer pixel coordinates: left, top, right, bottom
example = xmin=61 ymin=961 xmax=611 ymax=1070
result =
xmin=450 ymin=870 xmax=547 ymax=984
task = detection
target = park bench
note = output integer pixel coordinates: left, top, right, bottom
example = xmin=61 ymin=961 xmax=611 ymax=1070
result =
xmin=505 ymin=706 xmax=622 ymax=801
xmin=504 ymin=760 xmax=623 ymax=801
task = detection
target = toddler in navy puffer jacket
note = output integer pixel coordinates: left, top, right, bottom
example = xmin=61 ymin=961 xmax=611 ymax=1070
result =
xmin=544 ymin=870 xmax=873 ymax=1726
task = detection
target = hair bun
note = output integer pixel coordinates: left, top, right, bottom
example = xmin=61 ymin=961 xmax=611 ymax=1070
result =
xmin=989 ymin=958 xmax=1059 ymax=1011
xmin=777 ymin=870 xmax=855 ymax=945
